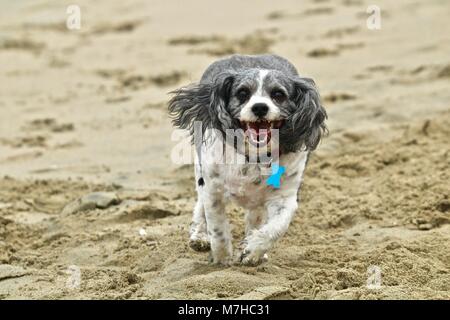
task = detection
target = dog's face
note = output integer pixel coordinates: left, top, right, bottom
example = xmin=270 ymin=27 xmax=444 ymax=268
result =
xmin=169 ymin=68 xmax=327 ymax=153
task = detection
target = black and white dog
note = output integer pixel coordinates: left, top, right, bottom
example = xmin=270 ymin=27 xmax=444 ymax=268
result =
xmin=169 ymin=54 xmax=327 ymax=266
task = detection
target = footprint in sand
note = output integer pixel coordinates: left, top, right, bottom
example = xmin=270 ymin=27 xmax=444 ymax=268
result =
xmin=307 ymin=47 xmax=339 ymax=58
xmin=323 ymin=92 xmax=357 ymax=104
xmin=0 ymin=151 xmax=43 ymax=163
xmin=168 ymin=30 xmax=277 ymax=57
xmin=96 ymin=69 xmax=187 ymax=90
xmin=0 ymin=135 xmax=47 ymax=148
xmin=265 ymin=11 xmax=286 ymax=20
xmin=0 ymin=119 xmax=80 ymax=153
xmin=323 ymin=26 xmax=360 ymax=39
xmin=23 ymin=118 xmax=75 ymax=133
xmin=307 ymin=42 xmax=365 ymax=58
xmin=120 ymin=71 xmax=187 ymax=89
xmin=391 ymin=63 xmax=450 ymax=85
xmin=266 ymin=5 xmax=334 ymax=21
xmin=0 ymin=38 xmax=45 ymax=55
xmin=303 ymin=7 xmax=334 ymax=16
xmin=366 ymin=65 xmax=394 ymax=73
xmin=91 ymin=19 xmax=143 ymax=35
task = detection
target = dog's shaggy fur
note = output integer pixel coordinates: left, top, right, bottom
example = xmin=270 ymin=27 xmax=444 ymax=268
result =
xmin=169 ymin=54 xmax=327 ymax=265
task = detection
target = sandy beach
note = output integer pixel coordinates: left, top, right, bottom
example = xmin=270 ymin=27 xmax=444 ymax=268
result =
xmin=0 ymin=0 xmax=449 ymax=299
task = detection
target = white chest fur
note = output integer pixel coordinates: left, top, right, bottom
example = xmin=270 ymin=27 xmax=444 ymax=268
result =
xmin=200 ymin=138 xmax=309 ymax=211
xmin=223 ymin=163 xmax=273 ymax=209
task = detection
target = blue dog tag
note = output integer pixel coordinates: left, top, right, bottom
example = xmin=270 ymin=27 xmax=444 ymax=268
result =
xmin=266 ymin=164 xmax=285 ymax=189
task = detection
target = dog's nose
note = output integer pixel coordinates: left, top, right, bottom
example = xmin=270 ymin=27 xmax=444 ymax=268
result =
xmin=251 ymin=103 xmax=269 ymax=118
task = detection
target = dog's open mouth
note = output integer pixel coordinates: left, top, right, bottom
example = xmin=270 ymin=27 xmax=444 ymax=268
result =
xmin=240 ymin=120 xmax=284 ymax=146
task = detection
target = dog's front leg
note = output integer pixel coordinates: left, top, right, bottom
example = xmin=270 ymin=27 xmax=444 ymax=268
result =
xmin=202 ymin=180 xmax=233 ymax=266
xmin=240 ymin=196 xmax=298 ymax=266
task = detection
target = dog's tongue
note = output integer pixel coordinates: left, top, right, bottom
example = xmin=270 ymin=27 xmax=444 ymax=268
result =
xmin=247 ymin=122 xmax=271 ymax=144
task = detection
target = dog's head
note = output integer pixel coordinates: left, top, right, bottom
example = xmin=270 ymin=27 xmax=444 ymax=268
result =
xmin=168 ymin=68 xmax=327 ymax=153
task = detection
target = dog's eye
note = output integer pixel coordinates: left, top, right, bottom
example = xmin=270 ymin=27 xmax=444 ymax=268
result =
xmin=271 ymin=90 xmax=286 ymax=103
xmin=236 ymin=88 xmax=250 ymax=102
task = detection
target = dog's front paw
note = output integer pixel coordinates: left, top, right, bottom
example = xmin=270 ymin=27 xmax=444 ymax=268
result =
xmin=189 ymin=237 xmax=211 ymax=252
xmin=239 ymin=248 xmax=269 ymax=266
xmin=238 ymin=230 xmax=270 ymax=266
xmin=189 ymin=226 xmax=210 ymax=252
xmin=208 ymin=243 xmax=233 ymax=266
xmin=208 ymin=252 xmax=233 ymax=266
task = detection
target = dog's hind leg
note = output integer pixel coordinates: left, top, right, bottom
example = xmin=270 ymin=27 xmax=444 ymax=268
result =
xmin=201 ymin=176 xmax=233 ymax=266
xmin=189 ymin=196 xmax=210 ymax=251
xmin=189 ymin=162 xmax=211 ymax=251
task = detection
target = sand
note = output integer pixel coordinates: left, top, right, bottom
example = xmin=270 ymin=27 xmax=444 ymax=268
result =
xmin=0 ymin=0 xmax=449 ymax=299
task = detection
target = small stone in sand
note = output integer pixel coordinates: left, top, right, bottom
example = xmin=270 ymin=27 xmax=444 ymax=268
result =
xmin=418 ymin=223 xmax=433 ymax=231
xmin=62 ymin=192 xmax=120 ymax=215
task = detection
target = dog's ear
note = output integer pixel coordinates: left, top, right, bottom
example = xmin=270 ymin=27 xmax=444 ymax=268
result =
xmin=208 ymin=72 xmax=235 ymax=132
xmin=168 ymin=82 xmax=213 ymax=135
xmin=289 ymin=76 xmax=328 ymax=150
xmin=168 ymin=72 xmax=235 ymax=138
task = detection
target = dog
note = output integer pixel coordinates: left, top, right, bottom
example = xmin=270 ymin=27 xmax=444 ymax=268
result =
xmin=168 ymin=54 xmax=327 ymax=266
